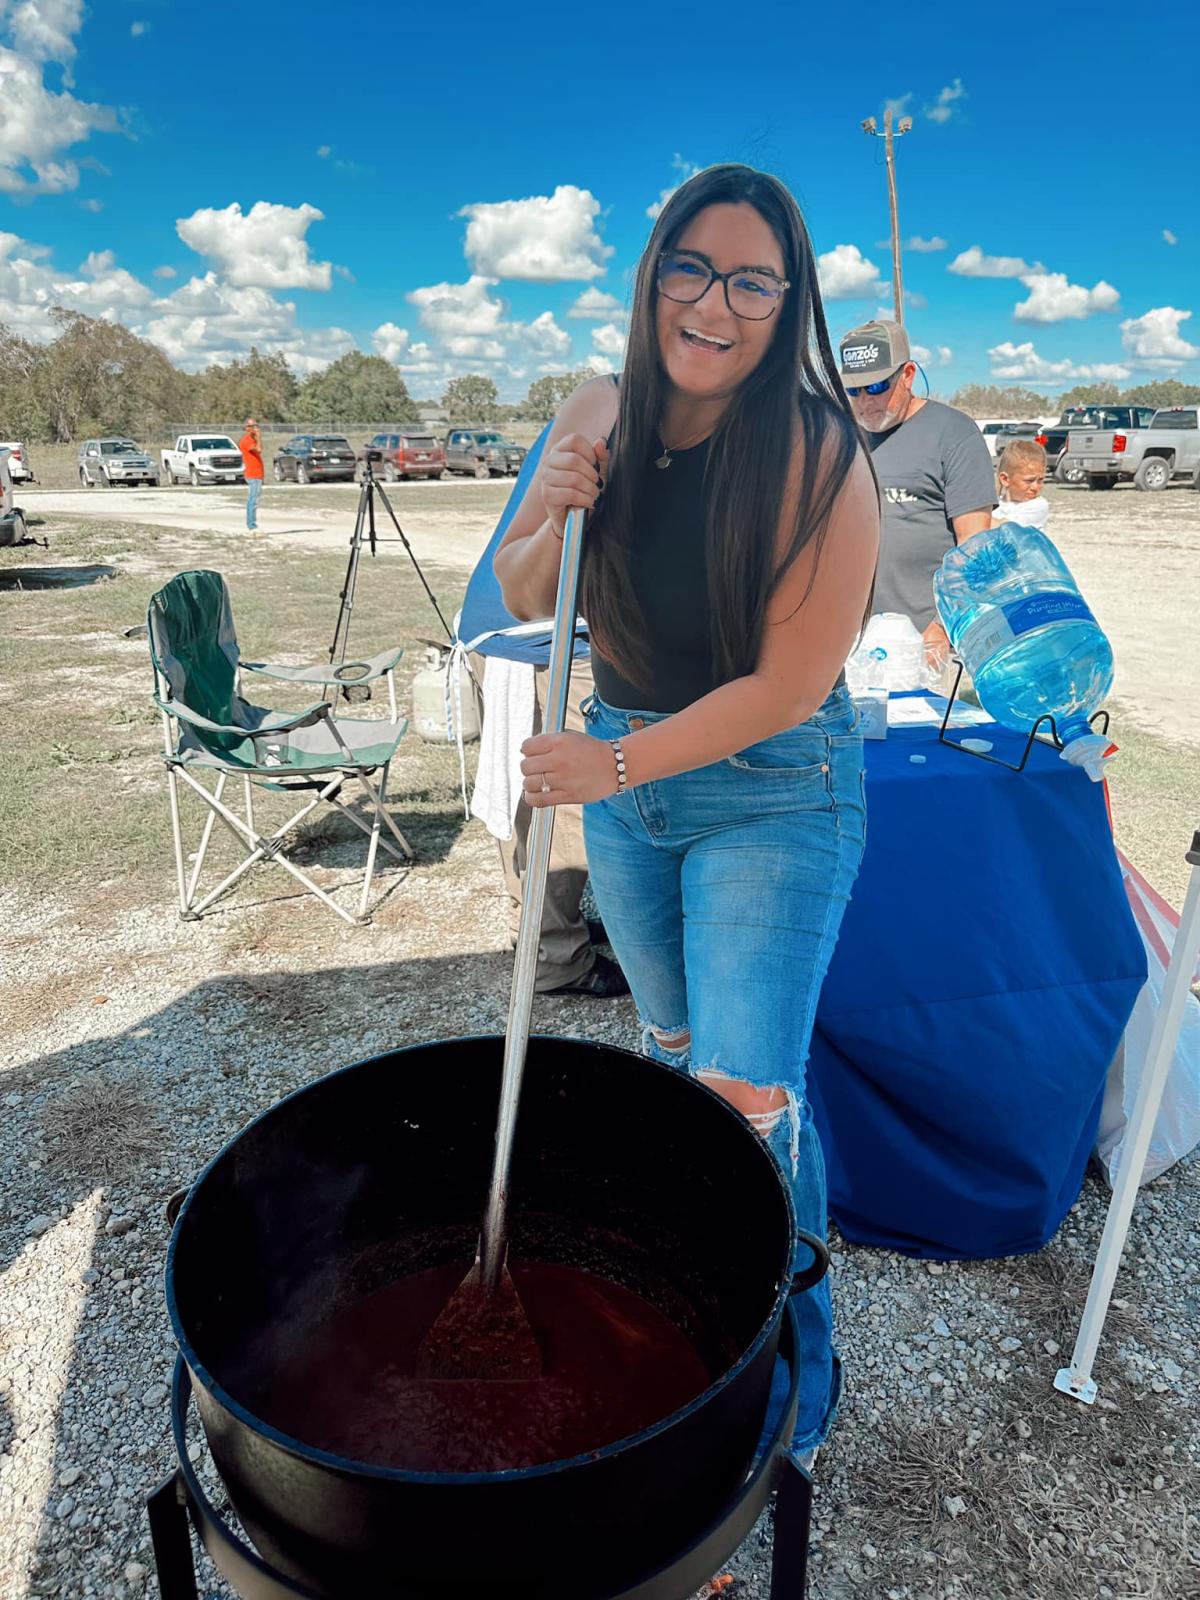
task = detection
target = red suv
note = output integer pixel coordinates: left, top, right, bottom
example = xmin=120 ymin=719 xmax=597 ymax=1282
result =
xmin=358 ymin=430 xmax=446 ymax=481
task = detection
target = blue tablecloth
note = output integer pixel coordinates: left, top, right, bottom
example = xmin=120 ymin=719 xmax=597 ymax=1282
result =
xmin=808 ymin=710 xmax=1146 ymax=1259
xmin=458 ymin=465 xmax=1147 ymax=1263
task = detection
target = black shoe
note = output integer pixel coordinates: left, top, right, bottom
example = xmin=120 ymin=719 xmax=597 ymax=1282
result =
xmin=547 ymin=951 xmax=630 ymax=999
xmin=585 ymin=917 xmax=609 ymax=946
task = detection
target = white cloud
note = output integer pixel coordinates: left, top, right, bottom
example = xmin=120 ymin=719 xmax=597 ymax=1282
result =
xmin=152 ymin=264 xmax=176 ymax=279
xmin=176 ymin=201 xmax=334 ymax=291
xmin=883 ymin=93 xmax=912 ymax=119
xmin=646 ymin=154 xmax=702 ymax=221
xmin=458 ymin=186 xmax=613 ymax=281
xmin=1119 ymin=306 xmax=1198 ymax=369
xmin=910 ymin=343 xmax=953 ymax=367
xmin=400 ymin=274 xmax=582 ymax=393
xmin=951 ymin=244 xmax=1122 ymax=322
xmin=817 ymin=244 xmax=882 ymax=300
xmin=569 ymin=287 xmax=624 ymax=320
xmin=7 ymin=0 xmax=84 ymax=74
xmin=0 ymin=230 xmax=150 ymax=340
xmin=926 ymin=78 xmax=965 ymax=123
xmin=592 ymin=322 xmax=627 ymax=359
xmin=407 ymin=275 xmax=507 ymax=341
xmin=130 ymin=19 xmax=148 ymax=36
xmin=906 ymin=235 xmax=947 ymax=252
xmin=316 ymin=144 xmax=332 ymax=158
xmin=987 ymin=340 xmax=1131 ymax=384
xmin=79 ymin=196 xmax=102 ymax=212
xmin=1162 ymin=229 xmax=1178 ymax=246
xmin=0 ymin=44 xmax=121 ymax=196
xmin=1014 ymin=272 xmax=1119 ymax=322
xmin=948 ymin=245 xmax=1039 ymax=278
xmin=523 ymin=310 xmax=571 ymax=357
xmin=0 ymin=228 xmax=354 ymax=373
xmin=144 ymin=273 xmax=353 ymax=373
xmin=372 ymin=322 xmax=410 ymax=363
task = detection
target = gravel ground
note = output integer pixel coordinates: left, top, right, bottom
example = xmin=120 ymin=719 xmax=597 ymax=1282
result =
xmin=3 ymin=865 xmax=1198 ymax=1600
xmin=2 ymin=484 xmax=1199 ymax=1600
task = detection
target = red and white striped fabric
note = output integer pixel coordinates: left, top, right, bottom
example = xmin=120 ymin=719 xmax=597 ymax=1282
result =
xmin=1094 ymin=851 xmax=1200 ymax=1185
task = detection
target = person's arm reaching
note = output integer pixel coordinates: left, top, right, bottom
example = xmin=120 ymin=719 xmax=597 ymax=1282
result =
xmin=494 ymin=377 xmax=617 ymax=621
xmin=520 ymin=429 xmax=880 ymax=806
xmin=920 ymin=505 xmax=992 ymax=666
xmin=952 ymin=508 xmax=992 ymax=543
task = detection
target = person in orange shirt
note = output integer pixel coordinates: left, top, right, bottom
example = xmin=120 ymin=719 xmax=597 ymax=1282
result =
xmin=239 ymin=418 xmax=264 ymax=533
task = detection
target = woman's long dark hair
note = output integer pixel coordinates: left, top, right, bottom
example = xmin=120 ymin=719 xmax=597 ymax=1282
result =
xmin=580 ymin=163 xmax=871 ymax=691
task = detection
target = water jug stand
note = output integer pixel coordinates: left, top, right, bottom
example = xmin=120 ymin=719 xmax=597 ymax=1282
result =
xmin=936 ymin=658 xmax=1111 ymax=774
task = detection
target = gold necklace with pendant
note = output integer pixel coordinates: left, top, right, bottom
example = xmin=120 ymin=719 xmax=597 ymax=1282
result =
xmin=654 ymin=424 xmax=712 ymax=469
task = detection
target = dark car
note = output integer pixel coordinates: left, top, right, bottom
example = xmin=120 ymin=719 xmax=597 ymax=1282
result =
xmin=358 ymin=430 xmax=446 ymax=481
xmin=272 ymin=434 xmax=358 ymax=485
xmin=1039 ymin=407 xmax=1156 ymax=484
xmin=444 ymin=429 xmax=527 ymax=478
xmin=990 ymin=421 xmax=1043 ymax=458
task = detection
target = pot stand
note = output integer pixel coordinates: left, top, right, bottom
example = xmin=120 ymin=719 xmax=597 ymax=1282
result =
xmin=147 ymin=1304 xmax=814 ymax=1600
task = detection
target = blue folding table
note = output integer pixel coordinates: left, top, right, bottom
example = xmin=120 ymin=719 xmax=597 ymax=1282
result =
xmin=808 ymin=711 xmax=1146 ymax=1258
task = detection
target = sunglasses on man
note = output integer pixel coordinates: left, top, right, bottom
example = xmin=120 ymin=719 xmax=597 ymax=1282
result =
xmin=845 ymin=365 xmax=907 ymax=398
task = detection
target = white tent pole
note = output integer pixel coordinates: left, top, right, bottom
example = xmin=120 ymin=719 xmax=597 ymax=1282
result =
xmin=1055 ymin=829 xmax=1200 ymax=1404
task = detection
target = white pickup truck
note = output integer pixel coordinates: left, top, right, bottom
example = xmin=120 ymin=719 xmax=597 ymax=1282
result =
xmin=160 ymin=433 xmax=245 ymax=486
xmin=1068 ymin=406 xmax=1200 ymax=491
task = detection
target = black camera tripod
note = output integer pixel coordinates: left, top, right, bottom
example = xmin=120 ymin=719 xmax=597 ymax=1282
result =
xmin=327 ymin=455 xmax=454 ymax=693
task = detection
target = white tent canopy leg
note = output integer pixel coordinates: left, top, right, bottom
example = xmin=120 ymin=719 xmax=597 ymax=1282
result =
xmin=1055 ymin=829 xmax=1200 ymax=1404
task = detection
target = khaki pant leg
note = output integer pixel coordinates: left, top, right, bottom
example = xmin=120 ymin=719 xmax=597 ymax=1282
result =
xmin=476 ymin=653 xmax=596 ymax=992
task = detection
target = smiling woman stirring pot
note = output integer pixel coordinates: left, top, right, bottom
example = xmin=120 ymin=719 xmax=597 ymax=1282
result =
xmin=494 ymin=164 xmax=879 ymax=1463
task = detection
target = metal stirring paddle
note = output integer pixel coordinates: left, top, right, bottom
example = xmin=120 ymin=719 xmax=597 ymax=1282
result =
xmin=417 ymin=504 xmax=588 ymax=1379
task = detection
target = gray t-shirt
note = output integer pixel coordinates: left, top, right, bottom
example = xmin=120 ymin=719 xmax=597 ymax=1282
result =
xmin=866 ymin=400 xmax=996 ymax=630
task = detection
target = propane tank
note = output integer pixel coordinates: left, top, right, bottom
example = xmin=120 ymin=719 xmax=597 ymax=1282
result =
xmin=410 ymin=646 xmax=480 ymax=745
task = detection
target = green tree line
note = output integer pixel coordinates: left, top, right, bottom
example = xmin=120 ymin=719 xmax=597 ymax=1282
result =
xmin=947 ymin=379 xmax=1200 ymax=418
xmin=3 ymin=309 xmax=1196 ymax=443
xmin=0 ymin=312 xmax=609 ymax=444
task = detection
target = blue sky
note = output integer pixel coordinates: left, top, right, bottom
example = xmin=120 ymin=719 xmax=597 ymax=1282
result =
xmin=2 ymin=0 xmax=1197 ymax=400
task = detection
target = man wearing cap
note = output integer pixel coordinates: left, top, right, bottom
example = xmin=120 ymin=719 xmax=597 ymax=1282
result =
xmin=839 ymin=320 xmax=994 ymax=666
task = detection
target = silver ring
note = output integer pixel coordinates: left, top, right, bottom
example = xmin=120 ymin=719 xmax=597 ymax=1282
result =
xmin=540 ymin=773 xmax=550 ymax=794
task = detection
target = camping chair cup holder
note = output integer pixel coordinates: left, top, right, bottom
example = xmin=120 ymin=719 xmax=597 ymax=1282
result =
xmin=149 ymin=570 xmax=413 ymax=927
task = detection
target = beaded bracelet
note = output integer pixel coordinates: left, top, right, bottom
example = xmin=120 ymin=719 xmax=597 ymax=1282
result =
xmin=609 ymin=737 xmax=627 ymax=795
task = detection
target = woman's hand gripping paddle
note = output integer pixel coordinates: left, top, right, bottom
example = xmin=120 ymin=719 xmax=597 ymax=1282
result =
xmin=416 ymin=505 xmax=588 ymax=1380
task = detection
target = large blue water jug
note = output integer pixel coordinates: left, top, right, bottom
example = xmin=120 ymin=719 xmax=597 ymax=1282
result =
xmin=934 ymin=523 xmax=1116 ymax=779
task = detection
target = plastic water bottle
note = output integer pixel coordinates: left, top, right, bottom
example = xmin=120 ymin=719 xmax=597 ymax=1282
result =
xmin=934 ymin=523 xmax=1116 ymax=780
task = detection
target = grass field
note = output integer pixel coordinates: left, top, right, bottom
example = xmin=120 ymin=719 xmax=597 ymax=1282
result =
xmin=0 ymin=516 xmax=472 ymax=901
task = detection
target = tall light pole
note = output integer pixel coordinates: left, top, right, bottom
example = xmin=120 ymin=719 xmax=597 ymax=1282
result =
xmin=861 ymin=110 xmax=914 ymax=326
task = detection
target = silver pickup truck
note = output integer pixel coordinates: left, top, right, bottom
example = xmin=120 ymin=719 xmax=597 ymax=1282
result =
xmin=1069 ymin=406 xmax=1200 ymax=490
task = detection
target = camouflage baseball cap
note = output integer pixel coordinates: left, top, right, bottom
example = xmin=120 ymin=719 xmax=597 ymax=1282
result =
xmin=838 ymin=319 xmax=911 ymax=384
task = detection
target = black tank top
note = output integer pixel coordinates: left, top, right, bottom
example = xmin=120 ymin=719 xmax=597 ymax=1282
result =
xmin=589 ymin=436 xmax=715 ymax=713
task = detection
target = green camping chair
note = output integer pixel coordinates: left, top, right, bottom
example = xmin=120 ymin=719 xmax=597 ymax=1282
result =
xmin=148 ymin=569 xmax=412 ymax=926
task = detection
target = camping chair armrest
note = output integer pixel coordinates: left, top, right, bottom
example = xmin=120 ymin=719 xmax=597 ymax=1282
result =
xmin=241 ymin=647 xmax=403 ymax=688
xmin=154 ymin=697 xmax=330 ymax=737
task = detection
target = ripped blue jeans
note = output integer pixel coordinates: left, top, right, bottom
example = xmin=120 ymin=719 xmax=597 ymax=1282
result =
xmin=581 ymin=685 xmax=866 ymax=1454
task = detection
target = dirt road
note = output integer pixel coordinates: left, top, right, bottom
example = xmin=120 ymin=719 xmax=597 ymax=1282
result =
xmin=22 ymin=478 xmax=1200 ymax=746
xmin=24 ymin=478 xmax=504 ymax=574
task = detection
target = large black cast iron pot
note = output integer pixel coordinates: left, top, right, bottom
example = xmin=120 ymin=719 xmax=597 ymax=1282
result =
xmin=166 ymin=1036 xmax=826 ymax=1598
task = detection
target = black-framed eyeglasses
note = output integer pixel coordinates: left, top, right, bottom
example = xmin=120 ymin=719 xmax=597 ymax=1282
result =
xmin=657 ymin=249 xmax=790 ymax=321
xmin=845 ymin=366 xmax=905 ymax=398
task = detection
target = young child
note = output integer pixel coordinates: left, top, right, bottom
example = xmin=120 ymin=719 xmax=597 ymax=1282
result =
xmin=992 ymin=438 xmax=1050 ymax=530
